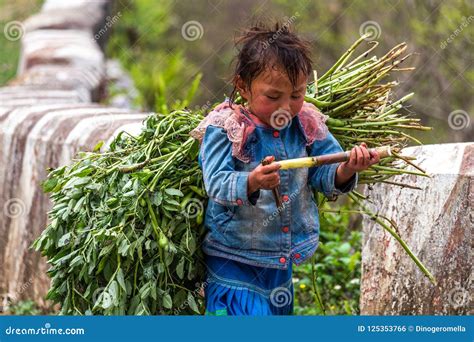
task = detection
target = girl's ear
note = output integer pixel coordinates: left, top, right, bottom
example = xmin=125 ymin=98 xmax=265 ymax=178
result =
xmin=235 ymin=76 xmax=250 ymax=101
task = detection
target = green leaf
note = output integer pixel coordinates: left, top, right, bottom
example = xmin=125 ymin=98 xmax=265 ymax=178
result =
xmin=123 ymin=190 xmax=136 ymax=197
xmin=70 ymin=166 xmax=93 ymax=178
xmin=99 ymin=243 xmax=115 ymax=257
xmin=152 ymin=192 xmax=162 ymax=206
xmin=69 ymin=255 xmax=83 ymax=268
xmin=165 ymin=198 xmax=181 ymax=207
xmin=123 ymin=179 xmax=133 ymax=191
xmin=187 ymin=261 xmax=194 ymax=280
xmin=140 ymin=282 xmax=151 ymax=299
xmin=73 ymin=196 xmax=86 ymax=213
xmin=50 ymin=250 xmax=78 ymax=265
xmin=100 ymin=291 xmax=113 ymax=309
xmin=176 ymin=257 xmax=185 ymax=279
xmin=42 ymin=177 xmax=58 ymax=193
xmin=128 ymin=295 xmax=140 ymax=315
xmin=117 ymin=268 xmax=127 ymax=292
xmin=164 ymin=188 xmax=184 ymax=197
xmin=118 ymin=239 xmax=130 ymax=256
xmin=73 ymin=177 xmax=92 ymax=187
xmin=337 ymin=242 xmax=351 ymax=254
xmin=96 ymin=256 xmax=108 ymax=275
xmin=162 ymin=204 xmax=179 ymax=211
xmin=57 ymin=232 xmax=71 ymax=247
xmin=109 ymin=280 xmax=119 ymax=306
xmin=188 ymin=234 xmax=196 ymax=254
xmin=135 ymin=302 xmax=147 ymax=315
xmin=150 ymin=281 xmax=157 ymax=300
xmin=162 ymin=293 xmax=172 ymax=309
xmin=187 ymin=293 xmax=200 ymax=313
xmin=93 ymin=141 xmax=104 ymax=152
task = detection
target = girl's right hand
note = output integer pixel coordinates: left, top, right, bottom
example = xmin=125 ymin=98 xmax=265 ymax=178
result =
xmin=247 ymin=156 xmax=281 ymax=193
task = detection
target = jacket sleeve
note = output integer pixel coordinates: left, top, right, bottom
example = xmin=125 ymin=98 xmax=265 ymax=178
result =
xmin=198 ymin=125 xmax=260 ymax=206
xmin=307 ymin=131 xmax=358 ymax=200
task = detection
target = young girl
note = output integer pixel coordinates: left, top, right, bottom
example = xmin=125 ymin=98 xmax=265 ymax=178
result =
xmin=190 ymin=23 xmax=380 ymax=315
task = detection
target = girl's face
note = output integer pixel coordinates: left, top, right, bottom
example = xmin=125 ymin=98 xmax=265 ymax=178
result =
xmin=237 ymin=66 xmax=307 ymax=128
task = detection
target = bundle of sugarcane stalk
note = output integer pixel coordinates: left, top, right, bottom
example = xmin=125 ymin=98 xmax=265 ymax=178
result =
xmin=33 ymin=35 xmax=434 ymax=316
xmin=306 ymin=35 xmax=435 ymax=286
xmin=305 ymin=35 xmax=431 ymax=188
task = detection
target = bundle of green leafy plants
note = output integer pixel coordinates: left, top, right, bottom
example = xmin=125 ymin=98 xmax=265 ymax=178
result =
xmin=33 ymin=110 xmax=208 ymax=315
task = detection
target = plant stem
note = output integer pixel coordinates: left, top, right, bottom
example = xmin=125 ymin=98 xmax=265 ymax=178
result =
xmin=348 ymin=192 xmax=436 ymax=284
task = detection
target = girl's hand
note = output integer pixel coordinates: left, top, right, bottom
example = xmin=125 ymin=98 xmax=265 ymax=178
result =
xmin=248 ymin=155 xmax=281 ymax=193
xmin=337 ymin=142 xmax=380 ymax=182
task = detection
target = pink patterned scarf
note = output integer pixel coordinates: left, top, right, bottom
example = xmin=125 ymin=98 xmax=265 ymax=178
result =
xmin=189 ymin=100 xmax=329 ymax=163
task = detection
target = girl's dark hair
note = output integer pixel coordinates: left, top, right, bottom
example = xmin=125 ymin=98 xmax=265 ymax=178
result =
xmin=228 ymin=21 xmax=313 ymax=106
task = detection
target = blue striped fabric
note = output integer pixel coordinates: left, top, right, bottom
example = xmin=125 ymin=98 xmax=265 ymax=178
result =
xmin=204 ymin=254 xmax=294 ymax=315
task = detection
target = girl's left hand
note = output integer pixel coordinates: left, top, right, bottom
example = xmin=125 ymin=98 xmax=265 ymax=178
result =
xmin=339 ymin=142 xmax=380 ymax=174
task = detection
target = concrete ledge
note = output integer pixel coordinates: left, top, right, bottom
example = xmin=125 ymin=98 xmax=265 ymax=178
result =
xmin=360 ymin=143 xmax=473 ymax=314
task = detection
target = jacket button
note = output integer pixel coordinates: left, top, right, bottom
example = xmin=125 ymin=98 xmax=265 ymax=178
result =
xmin=282 ymin=226 xmax=289 ymax=233
xmin=236 ymin=198 xmax=243 ymax=206
xmin=294 ymin=253 xmax=301 ymax=259
xmin=282 ymin=195 xmax=289 ymax=202
xmin=279 ymin=257 xmax=286 ymax=263
xmin=273 ymin=131 xmax=280 ymax=138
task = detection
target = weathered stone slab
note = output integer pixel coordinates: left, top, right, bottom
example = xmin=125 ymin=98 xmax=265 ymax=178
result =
xmin=0 ymin=85 xmax=89 ymax=106
xmin=12 ymin=64 xmax=104 ymax=102
xmin=18 ymin=30 xmax=104 ymax=80
xmin=360 ymin=143 xmax=473 ymax=315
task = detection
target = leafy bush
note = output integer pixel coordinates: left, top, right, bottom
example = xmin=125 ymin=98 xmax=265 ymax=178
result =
xmin=6 ymin=300 xmax=40 ymax=315
xmin=294 ymin=201 xmax=361 ymax=315
xmin=106 ymin=0 xmax=202 ymax=113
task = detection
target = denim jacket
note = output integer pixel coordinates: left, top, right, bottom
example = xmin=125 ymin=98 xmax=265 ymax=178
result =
xmin=195 ymin=101 xmax=358 ymax=270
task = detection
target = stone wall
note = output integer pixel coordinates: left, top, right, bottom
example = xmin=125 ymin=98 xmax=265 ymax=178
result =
xmin=360 ymin=143 xmax=472 ymax=315
xmin=0 ymin=0 xmax=144 ymax=310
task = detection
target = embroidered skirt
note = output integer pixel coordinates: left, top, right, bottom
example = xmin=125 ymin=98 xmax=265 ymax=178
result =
xmin=204 ymin=254 xmax=294 ymax=316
